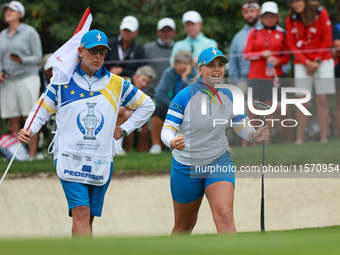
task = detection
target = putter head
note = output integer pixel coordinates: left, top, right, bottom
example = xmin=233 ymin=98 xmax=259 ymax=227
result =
xmin=254 ymin=101 xmax=271 ymax=110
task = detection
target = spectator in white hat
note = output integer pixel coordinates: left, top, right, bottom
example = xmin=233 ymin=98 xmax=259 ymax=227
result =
xmin=0 ymin=0 xmax=42 ymax=160
xmin=243 ymin=1 xmax=292 ymax=145
xmin=144 ymin=17 xmax=177 ymax=99
xmin=169 ymin=10 xmax=218 ymax=66
xmin=105 ymin=16 xmax=145 ymax=80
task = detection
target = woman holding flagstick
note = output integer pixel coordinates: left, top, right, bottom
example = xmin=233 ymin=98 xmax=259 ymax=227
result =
xmin=161 ymin=47 xmax=269 ymax=234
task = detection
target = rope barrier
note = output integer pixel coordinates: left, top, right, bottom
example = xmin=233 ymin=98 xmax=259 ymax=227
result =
xmin=1 ymin=47 xmax=338 ymax=73
xmin=103 ymin=47 xmax=338 ymax=65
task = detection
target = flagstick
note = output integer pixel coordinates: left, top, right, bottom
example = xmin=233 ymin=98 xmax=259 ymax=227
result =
xmin=0 ymin=69 xmax=60 ymax=188
xmin=0 ymin=143 xmax=21 ymax=187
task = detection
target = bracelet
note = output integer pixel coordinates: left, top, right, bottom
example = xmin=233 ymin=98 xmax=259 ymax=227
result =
xmin=252 ymin=132 xmax=256 ymax=143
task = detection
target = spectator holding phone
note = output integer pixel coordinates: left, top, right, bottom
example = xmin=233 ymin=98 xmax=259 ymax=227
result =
xmin=0 ymin=1 xmax=42 ymax=159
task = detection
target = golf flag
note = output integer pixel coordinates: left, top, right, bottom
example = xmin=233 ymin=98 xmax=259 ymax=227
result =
xmin=48 ymin=8 xmax=92 ymax=85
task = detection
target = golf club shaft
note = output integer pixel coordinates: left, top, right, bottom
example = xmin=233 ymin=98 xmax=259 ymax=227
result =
xmin=261 ymin=140 xmax=265 ymax=232
xmin=253 ymin=100 xmax=269 ymax=233
xmin=261 ymin=115 xmax=266 ymax=233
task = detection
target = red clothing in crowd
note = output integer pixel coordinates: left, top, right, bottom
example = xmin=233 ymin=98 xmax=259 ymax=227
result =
xmin=285 ymin=7 xmax=333 ymax=65
xmin=243 ymin=25 xmax=290 ymax=79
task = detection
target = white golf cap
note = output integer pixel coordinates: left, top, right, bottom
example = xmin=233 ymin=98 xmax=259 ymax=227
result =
xmin=182 ymin=10 xmax=202 ymax=24
xmin=120 ymin=16 xmax=139 ymax=32
xmin=1 ymin=1 xmax=25 ymax=17
xmin=260 ymin=1 xmax=279 ymax=15
xmin=157 ymin=17 xmax=176 ymax=30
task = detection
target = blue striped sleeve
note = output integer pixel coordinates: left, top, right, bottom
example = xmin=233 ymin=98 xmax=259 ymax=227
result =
xmin=121 ymin=81 xmax=138 ymax=106
xmin=165 ymin=114 xmax=183 ymax=125
xmin=43 ymin=84 xmax=58 ymax=107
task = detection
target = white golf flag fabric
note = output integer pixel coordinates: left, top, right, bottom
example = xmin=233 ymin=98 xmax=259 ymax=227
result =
xmin=48 ymin=13 xmax=92 ymax=85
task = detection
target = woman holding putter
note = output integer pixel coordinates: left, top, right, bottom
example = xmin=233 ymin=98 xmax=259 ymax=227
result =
xmin=161 ymin=47 xmax=269 ymax=234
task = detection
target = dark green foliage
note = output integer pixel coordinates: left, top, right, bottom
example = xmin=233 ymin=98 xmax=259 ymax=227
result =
xmin=0 ymin=1 xmax=337 ymax=54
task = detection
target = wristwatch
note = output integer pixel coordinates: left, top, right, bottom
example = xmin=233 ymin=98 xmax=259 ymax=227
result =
xmin=121 ymin=128 xmax=128 ymax=137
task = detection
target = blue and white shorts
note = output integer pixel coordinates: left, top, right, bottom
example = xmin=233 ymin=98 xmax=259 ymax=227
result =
xmin=170 ymin=152 xmax=235 ymax=204
xmin=58 ymin=160 xmax=113 ymax=217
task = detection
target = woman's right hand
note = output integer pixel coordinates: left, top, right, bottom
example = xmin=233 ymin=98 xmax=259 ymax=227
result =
xmin=170 ymin=134 xmax=185 ymax=150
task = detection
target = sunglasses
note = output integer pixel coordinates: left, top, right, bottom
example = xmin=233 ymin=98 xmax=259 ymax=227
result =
xmin=242 ymin=2 xmax=260 ymax=11
xmin=86 ymin=48 xmax=109 ymax=56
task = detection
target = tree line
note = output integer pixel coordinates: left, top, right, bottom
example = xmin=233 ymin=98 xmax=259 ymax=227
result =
xmin=0 ymin=0 xmax=338 ymax=54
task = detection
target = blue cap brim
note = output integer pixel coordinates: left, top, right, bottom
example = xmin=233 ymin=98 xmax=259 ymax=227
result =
xmin=198 ymin=55 xmax=229 ymax=68
xmin=84 ymin=43 xmax=111 ymax=51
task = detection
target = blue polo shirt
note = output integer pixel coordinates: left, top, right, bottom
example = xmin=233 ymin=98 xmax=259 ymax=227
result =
xmin=170 ymin=33 xmax=218 ymax=63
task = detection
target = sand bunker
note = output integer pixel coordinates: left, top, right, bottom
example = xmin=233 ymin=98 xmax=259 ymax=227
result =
xmin=0 ymin=174 xmax=339 ymax=238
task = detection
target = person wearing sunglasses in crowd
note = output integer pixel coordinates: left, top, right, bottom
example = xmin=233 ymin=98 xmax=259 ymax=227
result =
xmin=286 ymin=0 xmax=335 ymax=144
xmin=17 ymin=30 xmax=155 ymax=236
xmin=243 ymin=1 xmax=290 ymax=144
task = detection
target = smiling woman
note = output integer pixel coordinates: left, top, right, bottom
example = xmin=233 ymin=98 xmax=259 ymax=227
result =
xmin=198 ymin=57 xmax=226 ymax=86
xmin=160 ymin=47 xmax=270 ymax=235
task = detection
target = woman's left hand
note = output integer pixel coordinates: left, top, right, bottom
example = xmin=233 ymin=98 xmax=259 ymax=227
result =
xmin=253 ymin=126 xmax=269 ymax=143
